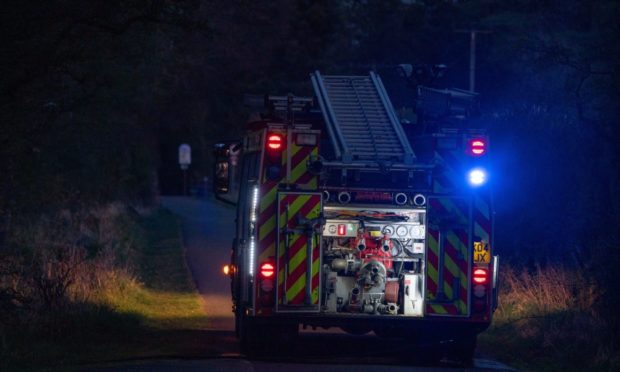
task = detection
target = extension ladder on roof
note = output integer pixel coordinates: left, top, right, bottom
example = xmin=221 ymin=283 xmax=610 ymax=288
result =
xmin=311 ymin=71 xmax=415 ymax=167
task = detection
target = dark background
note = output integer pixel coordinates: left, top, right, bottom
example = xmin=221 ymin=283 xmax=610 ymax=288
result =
xmin=1 ymin=0 xmax=619 ymax=330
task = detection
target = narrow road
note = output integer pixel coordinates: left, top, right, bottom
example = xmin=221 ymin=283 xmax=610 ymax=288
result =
xmin=161 ymin=196 xmax=236 ymax=331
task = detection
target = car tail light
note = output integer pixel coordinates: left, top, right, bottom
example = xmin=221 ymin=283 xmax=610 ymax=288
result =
xmin=260 ymin=262 xmax=275 ymax=278
xmin=473 ymin=268 xmax=488 ymax=284
xmin=468 ymin=138 xmax=486 ymax=156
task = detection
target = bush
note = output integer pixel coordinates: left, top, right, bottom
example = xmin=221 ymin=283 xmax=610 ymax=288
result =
xmin=482 ymin=264 xmax=619 ymax=371
xmin=0 ymin=203 xmax=146 ymax=369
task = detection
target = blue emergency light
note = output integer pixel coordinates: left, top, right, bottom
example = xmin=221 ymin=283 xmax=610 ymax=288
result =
xmin=467 ymin=168 xmax=488 ymax=187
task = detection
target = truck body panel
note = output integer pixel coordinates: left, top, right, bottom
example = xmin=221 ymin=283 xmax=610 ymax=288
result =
xmin=216 ymin=72 xmax=498 ymax=360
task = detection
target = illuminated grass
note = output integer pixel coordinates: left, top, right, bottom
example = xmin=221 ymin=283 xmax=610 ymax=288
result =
xmin=2 ymin=208 xmax=211 ymax=371
xmin=101 ymin=284 xmax=209 ymax=330
xmin=104 ymin=208 xmax=209 ymax=331
xmin=478 ymin=265 xmax=617 ymax=371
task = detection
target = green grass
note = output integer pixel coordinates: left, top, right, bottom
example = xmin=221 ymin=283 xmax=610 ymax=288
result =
xmin=102 ymin=209 xmax=209 ymax=331
xmin=3 ymin=208 xmax=211 ymax=371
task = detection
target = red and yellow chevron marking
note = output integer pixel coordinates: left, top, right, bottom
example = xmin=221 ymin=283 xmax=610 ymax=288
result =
xmin=426 ymin=197 xmax=470 ymax=316
xmin=276 ymin=193 xmax=322 ymax=305
xmin=257 ymin=130 xmax=319 ymax=263
xmin=257 ymin=180 xmax=279 ymax=263
xmin=289 ymin=140 xmax=318 ymax=189
xmin=254 ymin=129 xmax=321 ymax=309
xmin=474 ymin=194 xmax=492 ymax=250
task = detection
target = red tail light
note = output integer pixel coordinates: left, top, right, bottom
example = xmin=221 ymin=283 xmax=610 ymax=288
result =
xmin=473 ymin=268 xmax=488 ymax=284
xmin=267 ymin=134 xmax=283 ymax=150
xmin=469 ymin=138 xmax=486 ymax=156
xmin=260 ymin=262 xmax=275 ymax=278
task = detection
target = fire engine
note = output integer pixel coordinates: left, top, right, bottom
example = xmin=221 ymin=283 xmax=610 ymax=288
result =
xmin=216 ymin=70 xmax=498 ymax=363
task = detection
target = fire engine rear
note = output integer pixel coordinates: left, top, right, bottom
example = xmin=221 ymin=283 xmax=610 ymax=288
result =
xmin=217 ymin=71 xmax=499 ymax=363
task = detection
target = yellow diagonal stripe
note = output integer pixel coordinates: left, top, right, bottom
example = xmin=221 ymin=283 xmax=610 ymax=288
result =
xmin=278 ymin=195 xmax=311 ymax=228
xmin=259 ymin=185 xmax=277 ymax=212
xmin=426 ymin=260 xmax=439 ymax=291
xmin=288 ymin=241 xmax=308 ymax=274
xmin=278 ymin=234 xmax=303 ymax=259
xmin=439 ymin=197 xmax=468 ymax=224
xmin=259 ymin=215 xmax=276 ymax=241
xmin=286 ymin=272 xmax=305 ymax=302
xmin=443 ymin=278 xmax=454 ymax=299
xmin=311 ymin=256 xmax=320 ymax=303
xmin=427 ymin=230 xmax=439 ymax=255
xmin=291 ymin=157 xmax=308 ymax=183
xmin=258 ymin=242 xmax=275 ymax=262
xmin=475 ymin=221 xmax=490 ymax=243
xmin=443 ymin=254 xmax=465 ymax=290
xmin=475 ymin=196 xmax=490 ymax=220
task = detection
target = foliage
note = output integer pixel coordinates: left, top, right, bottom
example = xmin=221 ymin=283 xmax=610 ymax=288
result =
xmin=0 ymin=0 xmax=208 ymax=218
xmin=480 ymin=264 xmax=619 ymax=371
xmin=0 ymin=206 xmax=207 ymax=370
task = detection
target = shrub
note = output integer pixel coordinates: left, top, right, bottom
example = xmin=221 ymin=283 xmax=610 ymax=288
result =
xmin=0 ymin=203 xmax=146 ymax=368
xmin=483 ymin=264 xmax=618 ymax=371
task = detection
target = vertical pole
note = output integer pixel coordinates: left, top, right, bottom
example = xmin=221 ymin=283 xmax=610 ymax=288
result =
xmin=283 ymin=203 xmax=290 ymax=305
xmin=456 ymin=29 xmax=490 ymax=92
xmin=437 ymin=228 xmax=446 ymax=301
xmin=183 ymin=169 xmax=187 ymax=196
xmin=469 ymin=31 xmax=477 ymax=92
xmin=305 ymin=234 xmax=313 ymax=305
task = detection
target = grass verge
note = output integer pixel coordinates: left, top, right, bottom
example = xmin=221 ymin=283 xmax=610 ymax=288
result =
xmin=3 ymin=208 xmax=210 ymax=370
xmin=478 ymin=265 xmax=619 ymax=371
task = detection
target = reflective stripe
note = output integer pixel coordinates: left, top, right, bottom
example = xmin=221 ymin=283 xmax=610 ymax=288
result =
xmin=426 ymin=197 xmax=470 ymax=316
xmin=277 ymin=193 xmax=322 ymax=306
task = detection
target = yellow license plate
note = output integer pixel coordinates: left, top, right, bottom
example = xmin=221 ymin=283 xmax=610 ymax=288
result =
xmin=473 ymin=241 xmax=491 ymax=263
